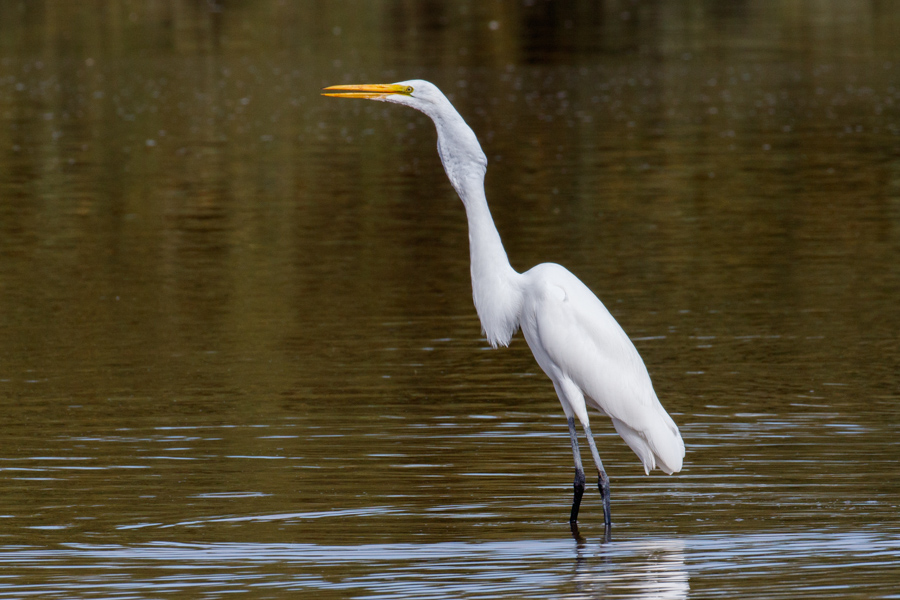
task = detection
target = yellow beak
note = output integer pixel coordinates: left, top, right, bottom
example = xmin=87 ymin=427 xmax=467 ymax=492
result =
xmin=321 ymin=83 xmax=413 ymax=99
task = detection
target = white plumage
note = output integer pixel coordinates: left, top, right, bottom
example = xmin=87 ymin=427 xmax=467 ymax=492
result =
xmin=519 ymin=263 xmax=684 ymax=476
xmin=323 ymin=79 xmax=684 ymax=528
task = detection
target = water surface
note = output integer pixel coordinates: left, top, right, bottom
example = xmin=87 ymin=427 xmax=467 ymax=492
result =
xmin=1 ymin=1 xmax=898 ymax=598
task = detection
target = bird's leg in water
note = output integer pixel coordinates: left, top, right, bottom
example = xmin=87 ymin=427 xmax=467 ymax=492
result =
xmin=583 ymin=422 xmax=612 ymax=528
xmin=567 ymin=417 xmax=586 ymax=523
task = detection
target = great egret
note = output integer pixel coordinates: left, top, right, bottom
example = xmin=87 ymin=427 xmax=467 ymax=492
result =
xmin=323 ymin=80 xmax=684 ymax=531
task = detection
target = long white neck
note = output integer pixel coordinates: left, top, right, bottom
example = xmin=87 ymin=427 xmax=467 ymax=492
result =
xmin=429 ymin=103 xmax=522 ymax=348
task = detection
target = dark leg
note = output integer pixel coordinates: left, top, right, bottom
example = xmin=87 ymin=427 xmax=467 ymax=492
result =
xmin=567 ymin=417 xmax=586 ymax=523
xmin=599 ymin=469 xmax=611 ymax=541
xmin=569 ymin=519 xmax=586 ymax=544
xmin=583 ymin=422 xmax=611 ymax=528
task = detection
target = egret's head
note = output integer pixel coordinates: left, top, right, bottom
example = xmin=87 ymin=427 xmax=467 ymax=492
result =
xmin=323 ymin=79 xmax=486 ymax=184
xmin=322 ymin=80 xmax=447 ymax=114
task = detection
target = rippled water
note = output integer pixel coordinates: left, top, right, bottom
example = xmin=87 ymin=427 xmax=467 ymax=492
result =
xmin=3 ymin=532 xmax=896 ymax=599
xmin=1 ymin=1 xmax=899 ymax=598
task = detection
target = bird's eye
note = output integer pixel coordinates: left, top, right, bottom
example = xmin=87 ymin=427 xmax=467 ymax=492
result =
xmin=406 ymin=86 xmax=414 ymax=94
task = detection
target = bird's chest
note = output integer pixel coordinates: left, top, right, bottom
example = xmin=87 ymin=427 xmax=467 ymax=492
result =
xmin=519 ymin=292 xmax=570 ymax=381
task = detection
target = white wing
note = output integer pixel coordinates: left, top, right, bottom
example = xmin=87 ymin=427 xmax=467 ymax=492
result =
xmin=520 ymin=263 xmax=684 ymax=474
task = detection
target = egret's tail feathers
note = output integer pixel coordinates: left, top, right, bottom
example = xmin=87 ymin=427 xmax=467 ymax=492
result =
xmin=611 ymin=413 xmax=684 ymax=475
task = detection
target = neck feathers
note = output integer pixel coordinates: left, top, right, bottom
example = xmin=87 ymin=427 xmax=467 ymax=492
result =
xmin=467 ymin=199 xmax=523 ymax=348
xmin=430 ymin=105 xmax=522 ymax=348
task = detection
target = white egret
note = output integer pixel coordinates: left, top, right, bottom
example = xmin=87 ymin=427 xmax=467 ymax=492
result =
xmin=323 ymin=80 xmax=684 ymax=530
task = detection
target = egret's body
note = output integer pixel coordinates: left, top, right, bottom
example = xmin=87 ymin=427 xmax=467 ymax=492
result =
xmin=323 ymin=80 xmax=684 ymax=530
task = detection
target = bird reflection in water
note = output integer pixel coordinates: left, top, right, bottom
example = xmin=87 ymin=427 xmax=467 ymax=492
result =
xmin=570 ymin=538 xmax=689 ymax=600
